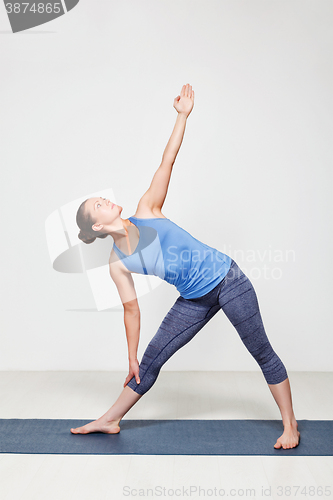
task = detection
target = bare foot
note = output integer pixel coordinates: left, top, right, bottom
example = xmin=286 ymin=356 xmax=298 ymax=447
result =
xmin=274 ymin=420 xmax=300 ymax=449
xmin=70 ymin=415 xmax=121 ymax=435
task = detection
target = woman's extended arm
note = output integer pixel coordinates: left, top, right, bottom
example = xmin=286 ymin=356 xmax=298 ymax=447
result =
xmin=109 ymin=258 xmax=141 ymax=386
xmin=138 ymin=83 xmax=195 ymax=212
xmin=123 ymin=309 xmax=141 ymax=387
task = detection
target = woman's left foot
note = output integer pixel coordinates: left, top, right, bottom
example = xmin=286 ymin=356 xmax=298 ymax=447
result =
xmin=70 ymin=415 xmax=121 ymax=434
xmin=274 ymin=420 xmax=300 ymax=449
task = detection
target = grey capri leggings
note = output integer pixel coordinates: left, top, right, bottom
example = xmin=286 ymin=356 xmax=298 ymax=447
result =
xmin=127 ymin=259 xmax=288 ymax=395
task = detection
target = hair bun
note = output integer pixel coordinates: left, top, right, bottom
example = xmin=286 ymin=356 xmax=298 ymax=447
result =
xmin=78 ymin=230 xmax=96 ymax=244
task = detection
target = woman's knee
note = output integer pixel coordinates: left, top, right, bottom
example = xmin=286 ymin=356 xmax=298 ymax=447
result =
xmin=254 ymin=346 xmax=288 ymax=385
xmin=127 ymin=363 xmax=162 ymax=395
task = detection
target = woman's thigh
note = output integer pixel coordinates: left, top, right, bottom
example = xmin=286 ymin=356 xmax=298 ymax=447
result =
xmin=218 ymin=261 xmax=263 ymax=333
xmin=127 ymin=292 xmax=221 ymax=394
xmin=218 ymin=260 xmax=288 ymax=384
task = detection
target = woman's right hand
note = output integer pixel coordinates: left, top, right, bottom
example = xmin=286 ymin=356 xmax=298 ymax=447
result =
xmin=123 ymin=358 xmax=141 ymax=388
xmin=173 ymin=83 xmax=194 ymax=117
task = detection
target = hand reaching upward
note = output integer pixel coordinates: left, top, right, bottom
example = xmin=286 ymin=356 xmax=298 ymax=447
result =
xmin=173 ymin=83 xmax=195 ymax=117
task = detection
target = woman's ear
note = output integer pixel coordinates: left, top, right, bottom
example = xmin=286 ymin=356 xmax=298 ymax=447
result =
xmin=92 ymin=223 xmax=103 ymax=232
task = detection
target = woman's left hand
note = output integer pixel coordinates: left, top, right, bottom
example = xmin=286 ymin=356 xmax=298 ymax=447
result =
xmin=173 ymin=83 xmax=195 ymax=117
xmin=123 ymin=358 xmax=141 ymax=388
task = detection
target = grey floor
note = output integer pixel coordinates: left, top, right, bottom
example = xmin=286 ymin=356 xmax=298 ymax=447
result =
xmin=0 ymin=371 xmax=333 ymax=500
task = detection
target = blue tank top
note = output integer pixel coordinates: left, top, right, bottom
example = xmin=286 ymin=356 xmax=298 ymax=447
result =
xmin=112 ymin=216 xmax=232 ymax=299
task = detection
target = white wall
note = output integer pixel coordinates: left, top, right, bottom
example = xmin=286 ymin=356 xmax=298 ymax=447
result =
xmin=0 ymin=0 xmax=332 ymax=372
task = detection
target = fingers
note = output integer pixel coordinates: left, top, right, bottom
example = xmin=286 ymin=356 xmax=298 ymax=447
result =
xmin=124 ymin=376 xmax=139 ymax=386
xmin=124 ymin=370 xmax=140 ymax=387
xmin=180 ymin=84 xmax=194 ymax=99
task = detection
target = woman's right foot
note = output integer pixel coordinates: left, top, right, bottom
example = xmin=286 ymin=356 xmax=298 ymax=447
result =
xmin=274 ymin=419 xmax=300 ymax=449
xmin=70 ymin=415 xmax=121 ymax=434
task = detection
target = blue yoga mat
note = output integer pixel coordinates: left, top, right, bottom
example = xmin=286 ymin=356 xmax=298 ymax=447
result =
xmin=0 ymin=419 xmax=331 ymax=456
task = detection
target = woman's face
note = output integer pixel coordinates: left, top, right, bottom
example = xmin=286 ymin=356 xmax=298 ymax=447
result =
xmin=85 ymin=197 xmax=122 ymax=231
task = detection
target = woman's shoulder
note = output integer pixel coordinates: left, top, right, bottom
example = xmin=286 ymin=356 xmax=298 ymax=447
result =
xmin=109 ymin=248 xmax=133 ymax=275
xmin=133 ymin=193 xmax=169 ymax=219
xmin=131 ymin=206 xmax=168 ymax=220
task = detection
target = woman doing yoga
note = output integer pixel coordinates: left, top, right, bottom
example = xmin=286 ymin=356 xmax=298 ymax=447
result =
xmin=73 ymin=84 xmax=300 ymax=449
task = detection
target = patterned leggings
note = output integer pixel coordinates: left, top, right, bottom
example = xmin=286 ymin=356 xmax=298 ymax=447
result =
xmin=127 ymin=259 xmax=288 ymax=395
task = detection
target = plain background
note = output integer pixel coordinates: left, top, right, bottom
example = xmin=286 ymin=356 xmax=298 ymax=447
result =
xmin=0 ymin=0 xmax=332 ymax=372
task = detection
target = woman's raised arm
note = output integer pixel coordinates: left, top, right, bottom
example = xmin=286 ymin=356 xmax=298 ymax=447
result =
xmin=138 ymin=84 xmax=195 ymax=212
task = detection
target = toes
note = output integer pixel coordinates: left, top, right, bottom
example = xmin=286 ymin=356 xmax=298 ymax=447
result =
xmin=71 ymin=427 xmax=81 ymax=433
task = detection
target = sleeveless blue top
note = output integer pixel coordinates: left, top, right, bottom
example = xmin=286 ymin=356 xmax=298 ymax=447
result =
xmin=112 ymin=216 xmax=232 ymax=299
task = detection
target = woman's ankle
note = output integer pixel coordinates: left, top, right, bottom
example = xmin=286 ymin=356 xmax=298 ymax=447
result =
xmin=101 ymin=412 xmax=122 ymax=425
xmin=283 ymin=416 xmax=297 ymax=427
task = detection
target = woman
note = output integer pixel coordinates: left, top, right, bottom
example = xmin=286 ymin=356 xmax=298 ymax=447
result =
xmin=73 ymin=84 xmax=300 ymax=449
